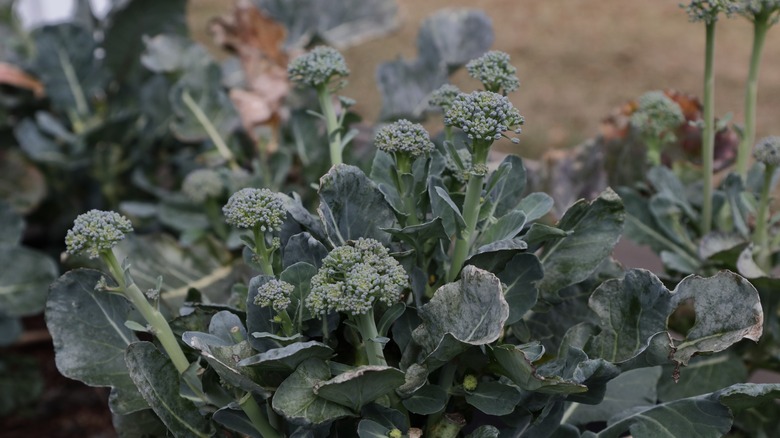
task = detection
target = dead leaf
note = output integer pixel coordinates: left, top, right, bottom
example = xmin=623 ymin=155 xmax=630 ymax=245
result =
xmin=0 ymin=63 xmax=45 ymax=98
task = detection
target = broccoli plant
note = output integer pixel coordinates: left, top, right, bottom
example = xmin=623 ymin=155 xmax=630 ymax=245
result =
xmin=42 ymin=14 xmax=780 ymax=438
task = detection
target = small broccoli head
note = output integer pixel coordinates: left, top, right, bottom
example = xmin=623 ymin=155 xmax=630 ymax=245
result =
xmin=307 ymin=238 xmax=408 ymax=316
xmin=182 ymin=168 xmax=223 ymax=203
xmin=254 ymin=279 xmax=294 ymax=311
xmin=445 ymin=91 xmax=524 ymax=145
xmin=223 ymin=188 xmax=286 ymax=231
xmin=374 ymin=119 xmax=435 ymax=159
xmin=288 ymin=46 xmax=349 ymax=89
xmin=466 ymin=50 xmax=520 ymax=93
xmin=753 ymin=136 xmax=780 ymax=166
xmin=65 ymin=210 xmax=133 ymax=259
xmin=462 ymin=374 xmax=479 ymax=391
xmin=683 ymin=0 xmax=738 ymax=22
xmin=736 ymin=0 xmax=780 ymax=20
xmin=429 ymin=84 xmax=461 ymax=112
xmin=630 ymin=91 xmax=685 ymax=144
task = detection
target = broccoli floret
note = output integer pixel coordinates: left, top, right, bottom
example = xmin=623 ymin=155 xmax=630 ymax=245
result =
xmin=254 ymin=279 xmax=294 ymax=311
xmin=223 ymin=188 xmax=286 ymax=231
xmin=288 ymin=46 xmax=350 ymax=89
xmin=445 ymin=91 xmax=524 ymax=145
xmin=65 ymin=210 xmax=133 ymax=259
xmin=736 ymin=0 xmax=780 ymax=20
xmin=753 ymin=136 xmax=780 ymax=166
xmin=307 ymin=238 xmax=407 ymax=316
xmin=682 ymin=0 xmax=738 ymax=22
xmin=182 ymin=168 xmax=223 ymax=203
xmin=429 ymin=84 xmax=461 ymax=112
xmin=630 ymin=91 xmax=685 ymax=143
xmin=462 ymin=374 xmax=479 ymax=391
xmin=466 ymin=50 xmax=520 ymax=94
xmin=374 ymin=119 xmax=435 ymax=160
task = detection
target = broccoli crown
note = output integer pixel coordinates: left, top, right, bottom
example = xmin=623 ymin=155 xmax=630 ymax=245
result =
xmin=223 ymin=188 xmax=286 ymax=231
xmin=288 ymin=46 xmax=349 ymax=88
xmin=630 ymin=91 xmax=685 ymax=143
xmin=254 ymin=279 xmax=294 ymax=311
xmin=736 ymin=0 xmax=780 ymax=18
xmin=466 ymin=50 xmax=520 ymax=93
xmin=387 ymin=429 xmax=403 ymax=438
xmin=307 ymin=238 xmax=408 ymax=316
xmin=753 ymin=136 xmax=780 ymax=166
xmin=374 ymin=119 xmax=435 ymax=158
xmin=429 ymin=84 xmax=461 ymax=111
xmin=65 ymin=210 xmax=133 ymax=259
xmin=182 ymin=168 xmax=223 ymax=203
xmin=683 ymin=0 xmax=738 ymax=22
xmin=444 ymin=91 xmax=524 ymax=143
xmin=463 ymin=374 xmax=479 ymax=391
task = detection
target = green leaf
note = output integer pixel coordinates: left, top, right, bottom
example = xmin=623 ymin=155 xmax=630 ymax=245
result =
xmin=465 ymin=381 xmax=523 ymax=416
xmin=0 ymin=201 xmax=23 ymax=245
xmin=0 ymin=244 xmax=57 ymax=316
xmin=538 ymin=189 xmax=624 ymax=299
xmin=716 ymin=383 xmax=780 ymax=411
xmin=382 ymin=217 xmax=450 ymax=250
xmin=466 ymin=426 xmax=501 ymax=438
xmin=401 ymin=384 xmax=448 ymax=414
xmin=489 ymin=343 xmax=586 ymax=394
xmin=562 ymin=367 xmax=661 ymax=426
xmin=212 ymin=404 xmax=261 ymax=438
xmin=517 ymin=192 xmax=555 ymax=223
xmin=357 ymin=419 xmax=390 ymax=438
xmin=465 ymin=238 xmax=528 ymax=273
xmin=430 ymin=183 xmax=466 ymax=238
xmin=140 ymin=34 xmax=209 ymax=74
xmin=280 ymin=262 xmax=318 ymax=322
xmin=316 ymin=366 xmax=405 ymax=411
xmin=0 ymin=150 xmax=47 ymax=214
xmin=646 ymin=166 xmax=697 ymax=220
xmin=496 ymin=253 xmax=543 ymax=325
xmin=282 ymin=232 xmax=328 ymax=269
xmin=246 ymin=275 xmax=282 ymax=351
xmin=272 ymin=358 xmax=354 ymax=425
xmin=476 ymin=210 xmax=527 ymax=247
xmin=486 ymin=155 xmax=527 ymax=218
xmin=239 ymin=341 xmax=333 ymax=372
xmin=377 ymin=303 xmax=406 ymax=338
xmin=125 ymin=342 xmax=214 ymax=438
xmin=522 ymin=223 xmax=569 ymax=248
xmin=670 ymin=271 xmax=763 ymax=366
xmin=587 ymin=269 xmax=672 ymax=362
xmin=0 ymin=313 xmax=21 ymax=346
xmin=417 ymin=9 xmax=494 ymax=68
xmin=377 ymin=56 xmax=447 ymax=121
xmin=46 ymin=269 xmax=145 ymax=415
xmin=412 ymin=266 xmax=509 ymax=370
xmin=649 ymin=193 xmax=696 ymax=250
xmin=169 ymin=65 xmax=240 ymax=143
xmin=318 ymin=164 xmax=398 ymax=245
xmin=103 ymin=0 xmax=187 ymax=78
xmin=657 ymin=352 xmax=747 ymax=402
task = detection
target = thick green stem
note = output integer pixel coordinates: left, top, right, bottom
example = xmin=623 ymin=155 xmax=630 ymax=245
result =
xmin=238 ymin=393 xmax=281 ymax=438
xmin=181 ymin=90 xmax=240 ymax=171
xmin=754 ymin=164 xmax=775 ymax=271
xmin=102 ymin=251 xmax=190 ymax=374
xmin=737 ymin=18 xmax=770 ymax=179
xmin=396 ymin=156 xmax=419 ymax=226
xmin=701 ymin=22 xmax=716 ymax=235
xmin=317 ymin=86 xmax=343 ymax=166
xmin=354 ymin=308 xmax=386 ymax=366
xmin=252 ymin=228 xmax=275 ymax=276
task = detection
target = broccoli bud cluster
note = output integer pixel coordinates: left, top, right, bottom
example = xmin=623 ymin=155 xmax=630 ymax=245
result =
xmin=630 ymin=91 xmax=685 ymax=143
xmin=736 ymin=0 xmax=780 ymax=19
xmin=254 ymin=279 xmax=294 ymax=311
xmin=683 ymin=0 xmax=738 ymax=22
xmin=182 ymin=168 xmax=223 ymax=203
xmin=65 ymin=210 xmax=133 ymax=259
xmin=429 ymin=84 xmax=461 ymax=112
xmin=223 ymin=188 xmax=286 ymax=231
xmin=287 ymin=46 xmax=350 ymax=88
xmin=466 ymin=50 xmax=520 ymax=93
xmin=445 ymin=91 xmax=524 ymax=144
xmin=753 ymin=136 xmax=780 ymax=166
xmin=307 ymin=238 xmax=408 ymax=316
xmin=374 ymin=119 xmax=435 ymax=159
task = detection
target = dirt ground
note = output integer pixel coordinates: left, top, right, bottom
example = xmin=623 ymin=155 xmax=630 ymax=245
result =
xmin=191 ymin=0 xmax=780 ymax=158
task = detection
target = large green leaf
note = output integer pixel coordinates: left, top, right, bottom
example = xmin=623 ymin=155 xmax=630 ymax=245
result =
xmin=429 ymin=181 xmax=466 ymax=238
xmin=489 ymin=343 xmax=586 ymax=394
xmin=588 ymin=269 xmax=672 ymax=362
xmin=318 ymin=164 xmax=398 ymax=245
xmin=45 ymin=269 xmax=145 ymax=415
xmin=562 ymin=367 xmax=661 ymax=426
xmin=416 ymin=8 xmax=494 ymax=68
xmin=670 ymin=271 xmax=762 ymax=366
xmin=657 ymin=352 xmax=747 ymax=402
xmin=465 ymin=381 xmax=523 ymax=416
xmin=282 ymin=232 xmax=328 ymax=269
xmin=537 ymin=189 xmax=624 ymax=299
xmin=272 ymin=358 xmax=354 ymax=425
xmin=485 ymin=155 xmax=527 ymax=219
xmin=125 ymin=342 xmax=214 ymax=438
xmin=401 ymin=384 xmax=448 ymax=415
xmin=169 ymin=65 xmax=240 ymax=143
xmin=496 ymin=253 xmax=543 ymax=325
xmin=280 ymin=262 xmax=318 ymax=323
xmin=0 ymin=244 xmax=57 ymax=316
xmin=239 ymin=341 xmax=333 ymax=372
xmin=412 ymin=266 xmax=509 ymax=370
xmin=475 ymin=210 xmax=526 ymax=248
xmin=315 ymin=366 xmax=405 ymax=411
xmin=0 ymin=201 xmax=23 ymax=245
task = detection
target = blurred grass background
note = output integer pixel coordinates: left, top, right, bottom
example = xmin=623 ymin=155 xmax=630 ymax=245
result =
xmin=189 ymin=0 xmax=780 ymax=158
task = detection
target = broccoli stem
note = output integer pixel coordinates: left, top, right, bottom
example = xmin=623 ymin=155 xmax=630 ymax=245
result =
xmin=238 ymin=392 xmax=282 ymax=438
xmin=354 ymin=308 xmax=387 ymax=366
xmin=737 ymin=16 xmax=770 ymax=179
xmin=754 ymin=163 xmax=776 ymax=271
xmin=701 ymin=21 xmax=716 ymax=235
xmin=317 ymin=85 xmax=343 ymax=166
xmin=395 ymin=155 xmax=420 ymax=226
xmin=447 ymin=143 xmax=490 ymax=282
xmin=102 ymin=250 xmax=190 ymax=374
xmin=252 ymin=227 xmax=275 ymax=276
xmin=181 ymin=90 xmax=240 ymax=171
